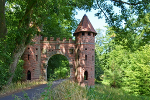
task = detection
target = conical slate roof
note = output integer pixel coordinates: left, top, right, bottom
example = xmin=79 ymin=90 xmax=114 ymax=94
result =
xmin=73 ymin=14 xmax=97 ymax=36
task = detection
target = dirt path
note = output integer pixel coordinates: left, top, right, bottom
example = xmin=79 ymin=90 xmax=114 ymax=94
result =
xmin=0 ymin=79 xmax=66 ymax=100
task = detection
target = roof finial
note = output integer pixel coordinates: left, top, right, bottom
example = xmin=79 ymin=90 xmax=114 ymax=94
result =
xmin=74 ymin=14 xmax=97 ymax=35
xmin=84 ymin=14 xmax=87 ymax=16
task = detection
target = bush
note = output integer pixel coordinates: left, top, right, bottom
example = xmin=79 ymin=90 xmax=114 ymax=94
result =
xmin=102 ymin=45 xmax=150 ymax=95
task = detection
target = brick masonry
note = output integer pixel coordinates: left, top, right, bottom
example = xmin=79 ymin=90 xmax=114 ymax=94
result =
xmin=23 ymin=14 xmax=97 ymax=86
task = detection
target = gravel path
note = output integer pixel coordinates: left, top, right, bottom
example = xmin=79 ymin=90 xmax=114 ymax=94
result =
xmin=0 ymin=79 xmax=66 ymax=100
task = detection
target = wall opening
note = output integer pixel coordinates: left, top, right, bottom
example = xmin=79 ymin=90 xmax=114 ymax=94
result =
xmin=47 ymin=54 xmax=70 ymax=81
xmin=69 ymin=48 xmax=74 ymax=54
xmin=27 ymin=70 xmax=31 ymax=80
xmin=28 ymin=54 xmax=30 ymax=60
xmin=82 ymin=32 xmax=85 ymax=36
xmin=85 ymin=55 xmax=87 ymax=60
xmin=84 ymin=71 xmax=88 ymax=80
xmin=36 ymin=55 xmax=38 ymax=61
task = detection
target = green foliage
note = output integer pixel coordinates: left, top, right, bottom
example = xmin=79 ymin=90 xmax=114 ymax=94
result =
xmin=96 ymin=12 xmax=150 ymax=95
xmin=41 ymin=80 xmax=87 ymax=100
xmin=41 ymin=80 xmax=150 ymax=100
xmin=0 ymin=0 xmax=94 ymax=87
xmin=0 ymin=40 xmax=11 ymax=90
xmin=47 ymin=54 xmax=70 ymax=81
xmin=12 ymin=60 xmax=25 ymax=83
xmin=95 ymin=0 xmax=150 ymax=27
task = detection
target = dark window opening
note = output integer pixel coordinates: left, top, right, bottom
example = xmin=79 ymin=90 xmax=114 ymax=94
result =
xmin=28 ymin=54 xmax=30 ymax=60
xmin=36 ymin=55 xmax=38 ymax=61
xmin=55 ymin=44 xmax=60 ymax=49
xmin=85 ymin=48 xmax=87 ymax=50
xmin=85 ymin=55 xmax=87 ymax=60
xmin=69 ymin=49 xmax=74 ymax=54
xmin=93 ymin=33 xmax=95 ymax=37
xmin=82 ymin=32 xmax=85 ymax=36
xmin=28 ymin=48 xmax=30 ymax=49
xmin=88 ymin=32 xmax=91 ymax=36
xmin=92 ymin=56 xmax=94 ymax=61
xmin=36 ymin=48 xmax=38 ymax=50
xmin=84 ymin=71 xmax=88 ymax=80
xmin=27 ymin=70 xmax=31 ymax=80
xmin=78 ymin=55 xmax=80 ymax=61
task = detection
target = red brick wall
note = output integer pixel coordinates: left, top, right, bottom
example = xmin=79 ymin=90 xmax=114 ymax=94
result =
xmin=23 ymin=33 xmax=95 ymax=86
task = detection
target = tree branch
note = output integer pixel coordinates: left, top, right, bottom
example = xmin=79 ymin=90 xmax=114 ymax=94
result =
xmin=96 ymin=0 xmax=112 ymax=25
xmin=111 ymin=0 xmax=142 ymax=5
xmin=19 ymin=1 xmax=37 ymax=28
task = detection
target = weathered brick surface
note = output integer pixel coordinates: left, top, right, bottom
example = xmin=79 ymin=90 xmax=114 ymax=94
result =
xmin=23 ymin=15 xmax=96 ymax=86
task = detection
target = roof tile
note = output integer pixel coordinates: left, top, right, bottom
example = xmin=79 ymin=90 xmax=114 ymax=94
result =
xmin=74 ymin=14 xmax=97 ymax=35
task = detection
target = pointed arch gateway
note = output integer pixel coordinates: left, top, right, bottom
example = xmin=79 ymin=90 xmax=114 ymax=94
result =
xmin=23 ymin=14 xmax=96 ymax=86
xmin=46 ymin=54 xmax=71 ymax=81
xmin=41 ymin=48 xmax=75 ymax=81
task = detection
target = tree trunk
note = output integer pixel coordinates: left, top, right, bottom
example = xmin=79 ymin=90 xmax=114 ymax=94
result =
xmin=0 ymin=0 xmax=7 ymax=39
xmin=7 ymin=44 xmax=27 ymax=85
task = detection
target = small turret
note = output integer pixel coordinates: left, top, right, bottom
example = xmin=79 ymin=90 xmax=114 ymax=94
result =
xmin=74 ymin=14 xmax=97 ymax=86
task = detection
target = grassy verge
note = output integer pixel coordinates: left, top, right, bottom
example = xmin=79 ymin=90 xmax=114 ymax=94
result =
xmin=41 ymin=80 xmax=150 ymax=100
xmin=0 ymin=79 xmax=47 ymax=97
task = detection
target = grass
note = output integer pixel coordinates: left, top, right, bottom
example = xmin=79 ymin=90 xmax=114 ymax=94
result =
xmin=40 ymin=80 xmax=150 ymax=100
xmin=1 ymin=79 xmax=150 ymax=100
xmin=0 ymin=79 xmax=47 ymax=97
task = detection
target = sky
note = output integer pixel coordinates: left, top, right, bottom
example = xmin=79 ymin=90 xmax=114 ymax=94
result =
xmin=75 ymin=9 xmax=108 ymax=36
xmin=74 ymin=5 xmax=122 ymax=36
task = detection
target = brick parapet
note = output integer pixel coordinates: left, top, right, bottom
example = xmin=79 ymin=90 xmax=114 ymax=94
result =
xmin=23 ymin=14 xmax=96 ymax=86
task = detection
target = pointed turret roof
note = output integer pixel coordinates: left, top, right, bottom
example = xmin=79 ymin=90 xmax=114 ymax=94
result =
xmin=73 ymin=14 xmax=97 ymax=36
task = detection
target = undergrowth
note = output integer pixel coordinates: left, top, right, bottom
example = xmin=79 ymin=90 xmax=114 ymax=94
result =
xmin=41 ymin=80 xmax=150 ymax=100
xmin=0 ymin=79 xmax=46 ymax=96
xmin=3 ymin=80 xmax=150 ymax=100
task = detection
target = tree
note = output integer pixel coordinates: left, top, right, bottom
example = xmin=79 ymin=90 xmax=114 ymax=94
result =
xmin=95 ymin=0 xmax=150 ymax=27
xmin=96 ymin=12 xmax=150 ymax=95
xmin=0 ymin=0 xmax=7 ymax=38
xmin=0 ymin=0 xmax=94 ymax=86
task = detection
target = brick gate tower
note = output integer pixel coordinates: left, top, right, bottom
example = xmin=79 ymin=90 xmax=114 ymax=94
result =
xmin=74 ymin=14 xmax=97 ymax=86
xmin=23 ymin=14 xmax=97 ymax=86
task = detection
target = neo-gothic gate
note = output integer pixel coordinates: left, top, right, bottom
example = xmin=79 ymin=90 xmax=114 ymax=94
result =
xmin=23 ymin=14 xmax=97 ymax=86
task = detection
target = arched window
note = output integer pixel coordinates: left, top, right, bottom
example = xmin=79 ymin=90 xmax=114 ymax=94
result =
xmin=84 ymin=71 xmax=88 ymax=80
xmin=27 ymin=70 xmax=31 ymax=80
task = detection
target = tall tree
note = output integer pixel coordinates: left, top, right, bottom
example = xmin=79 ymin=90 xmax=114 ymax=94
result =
xmin=0 ymin=0 xmax=7 ymax=38
xmin=0 ymin=0 xmax=94 ymax=85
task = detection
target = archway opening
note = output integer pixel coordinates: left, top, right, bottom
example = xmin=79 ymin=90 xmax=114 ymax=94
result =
xmin=47 ymin=54 xmax=70 ymax=81
xmin=27 ymin=70 xmax=31 ymax=80
xmin=84 ymin=71 xmax=88 ymax=80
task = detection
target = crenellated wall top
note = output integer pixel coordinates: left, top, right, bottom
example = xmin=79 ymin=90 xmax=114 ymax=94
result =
xmin=40 ymin=36 xmax=75 ymax=44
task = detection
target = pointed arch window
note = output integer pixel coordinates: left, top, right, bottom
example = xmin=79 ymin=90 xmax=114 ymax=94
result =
xmin=27 ymin=70 xmax=31 ymax=80
xmin=84 ymin=71 xmax=88 ymax=80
